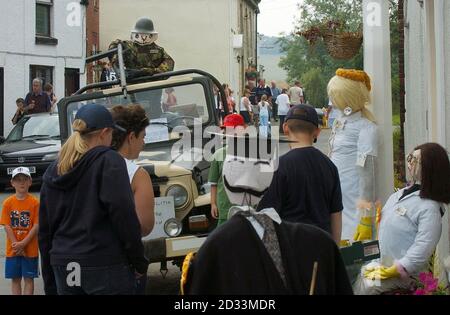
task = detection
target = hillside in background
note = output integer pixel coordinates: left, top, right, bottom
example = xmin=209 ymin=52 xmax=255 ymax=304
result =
xmin=257 ymin=35 xmax=288 ymax=83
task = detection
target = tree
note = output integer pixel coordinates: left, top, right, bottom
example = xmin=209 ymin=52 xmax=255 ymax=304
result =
xmin=301 ymin=68 xmax=327 ymax=107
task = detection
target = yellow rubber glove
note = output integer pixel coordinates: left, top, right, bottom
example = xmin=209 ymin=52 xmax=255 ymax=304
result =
xmin=353 ymin=216 xmax=373 ymax=241
xmin=364 ymin=265 xmax=400 ymax=280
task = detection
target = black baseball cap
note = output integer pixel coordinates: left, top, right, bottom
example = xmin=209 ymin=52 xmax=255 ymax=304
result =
xmin=75 ymin=104 xmax=126 ymax=133
xmin=285 ymin=104 xmax=319 ymax=127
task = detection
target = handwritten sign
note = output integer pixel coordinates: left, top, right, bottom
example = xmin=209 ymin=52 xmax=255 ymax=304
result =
xmin=145 ymin=118 xmax=169 ymax=144
xmin=142 ymin=196 xmax=176 ymax=240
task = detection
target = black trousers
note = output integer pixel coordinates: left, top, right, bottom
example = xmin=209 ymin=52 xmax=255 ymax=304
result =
xmin=271 ymin=100 xmax=278 ymax=120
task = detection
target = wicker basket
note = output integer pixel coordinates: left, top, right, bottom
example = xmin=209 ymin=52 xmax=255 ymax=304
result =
xmin=323 ymin=32 xmax=363 ymax=60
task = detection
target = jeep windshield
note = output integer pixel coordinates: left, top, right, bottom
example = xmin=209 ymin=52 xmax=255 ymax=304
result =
xmin=64 ymin=83 xmax=212 ymax=146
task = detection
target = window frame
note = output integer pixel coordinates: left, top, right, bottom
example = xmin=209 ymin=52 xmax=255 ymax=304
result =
xmin=29 ymin=65 xmax=54 ymax=92
xmin=36 ymin=0 xmax=53 ymax=38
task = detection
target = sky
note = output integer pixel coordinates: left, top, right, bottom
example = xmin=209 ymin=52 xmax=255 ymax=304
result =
xmin=258 ymin=0 xmax=304 ymax=37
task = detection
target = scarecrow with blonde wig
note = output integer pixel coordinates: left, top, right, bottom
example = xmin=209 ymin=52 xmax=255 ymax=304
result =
xmin=327 ymin=69 xmax=379 ymax=242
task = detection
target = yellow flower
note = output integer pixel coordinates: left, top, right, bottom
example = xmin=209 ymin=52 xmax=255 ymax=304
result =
xmin=336 ymin=68 xmax=372 ymax=91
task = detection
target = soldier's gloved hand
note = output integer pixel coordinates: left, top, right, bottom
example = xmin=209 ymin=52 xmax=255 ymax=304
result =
xmin=364 ymin=265 xmax=400 ymax=280
xmin=353 ymin=216 xmax=373 ymax=241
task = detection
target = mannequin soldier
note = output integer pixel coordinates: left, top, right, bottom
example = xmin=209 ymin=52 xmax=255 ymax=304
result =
xmin=109 ymin=17 xmax=175 ymax=117
xmin=109 ymin=17 xmax=175 ymax=78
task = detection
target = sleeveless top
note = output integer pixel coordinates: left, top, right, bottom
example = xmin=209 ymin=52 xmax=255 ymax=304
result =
xmin=125 ymin=159 xmax=139 ymax=184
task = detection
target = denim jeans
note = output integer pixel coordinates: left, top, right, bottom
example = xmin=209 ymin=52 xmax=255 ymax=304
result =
xmin=52 ymin=264 xmax=136 ymax=295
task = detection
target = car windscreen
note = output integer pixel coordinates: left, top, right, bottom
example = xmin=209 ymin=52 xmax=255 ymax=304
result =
xmin=6 ymin=114 xmax=60 ymax=142
xmin=65 ymin=83 xmax=211 ymax=144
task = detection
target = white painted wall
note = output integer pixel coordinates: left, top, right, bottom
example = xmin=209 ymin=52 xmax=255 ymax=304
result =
xmin=404 ymin=0 xmax=450 ymax=285
xmin=100 ymin=0 xmax=257 ymax=98
xmin=404 ymin=0 xmax=427 ymax=153
xmin=444 ymin=0 xmax=450 ymax=150
xmin=0 ymin=0 xmax=86 ymax=135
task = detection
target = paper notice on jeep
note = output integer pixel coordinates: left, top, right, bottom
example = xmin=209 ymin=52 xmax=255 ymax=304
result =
xmin=145 ymin=118 xmax=169 ymax=143
xmin=142 ymin=196 xmax=176 ymax=240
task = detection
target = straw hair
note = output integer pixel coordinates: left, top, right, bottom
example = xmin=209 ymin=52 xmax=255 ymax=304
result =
xmin=57 ymin=119 xmax=91 ymax=175
xmin=327 ymin=74 xmax=376 ymax=123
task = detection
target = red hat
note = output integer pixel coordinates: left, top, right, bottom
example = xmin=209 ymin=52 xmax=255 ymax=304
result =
xmin=221 ymin=114 xmax=245 ymax=128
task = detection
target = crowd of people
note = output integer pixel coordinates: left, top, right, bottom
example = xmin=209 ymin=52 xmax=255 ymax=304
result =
xmin=1 ymin=69 xmax=450 ymax=296
xmin=215 ymin=79 xmax=307 ymax=135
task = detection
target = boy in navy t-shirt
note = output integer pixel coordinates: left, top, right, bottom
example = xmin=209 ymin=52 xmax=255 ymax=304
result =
xmin=257 ymin=105 xmax=343 ymax=244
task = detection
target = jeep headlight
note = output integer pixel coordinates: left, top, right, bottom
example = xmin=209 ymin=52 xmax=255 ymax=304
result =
xmin=42 ymin=153 xmax=58 ymax=161
xmin=166 ymin=185 xmax=188 ymax=208
xmin=164 ymin=218 xmax=182 ymax=237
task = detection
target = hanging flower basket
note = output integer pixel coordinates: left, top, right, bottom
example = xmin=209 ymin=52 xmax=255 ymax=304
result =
xmin=298 ymin=20 xmax=363 ymax=60
xmin=322 ymin=31 xmax=363 ymax=60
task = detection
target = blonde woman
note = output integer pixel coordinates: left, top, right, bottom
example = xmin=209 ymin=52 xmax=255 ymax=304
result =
xmin=38 ymin=104 xmax=148 ymax=295
xmin=327 ymin=69 xmax=378 ymax=242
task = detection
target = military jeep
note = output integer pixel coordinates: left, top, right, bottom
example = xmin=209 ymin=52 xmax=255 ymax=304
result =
xmin=58 ymin=45 xmax=228 ymax=271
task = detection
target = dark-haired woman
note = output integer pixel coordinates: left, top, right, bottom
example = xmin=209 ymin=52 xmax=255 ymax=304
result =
xmin=111 ymin=105 xmax=155 ymax=295
xmin=111 ymin=104 xmax=155 ymax=237
xmin=354 ymin=142 xmax=450 ymax=294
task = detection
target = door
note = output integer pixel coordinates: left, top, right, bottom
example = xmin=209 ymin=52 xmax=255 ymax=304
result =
xmin=0 ymin=68 xmax=3 ymax=136
xmin=64 ymin=68 xmax=80 ymax=96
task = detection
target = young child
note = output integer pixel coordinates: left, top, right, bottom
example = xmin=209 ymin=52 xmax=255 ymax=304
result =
xmin=11 ymin=98 xmax=26 ymax=125
xmin=209 ymin=114 xmax=246 ymax=226
xmin=258 ymin=95 xmax=271 ymax=137
xmin=257 ymin=105 xmax=343 ymax=244
xmin=0 ymin=167 xmax=39 ymax=295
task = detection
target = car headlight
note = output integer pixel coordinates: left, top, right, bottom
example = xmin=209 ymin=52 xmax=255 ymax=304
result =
xmin=166 ymin=185 xmax=188 ymax=208
xmin=164 ymin=218 xmax=182 ymax=237
xmin=0 ymin=156 xmax=3 ymax=163
xmin=42 ymin=153 xmax=58 ymax=161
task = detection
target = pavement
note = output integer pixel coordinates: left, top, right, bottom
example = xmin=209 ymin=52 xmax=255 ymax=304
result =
xmin=0 ymin=126 xmax=331 ymax=295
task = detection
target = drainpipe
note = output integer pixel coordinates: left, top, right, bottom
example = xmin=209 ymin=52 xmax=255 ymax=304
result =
xmin=255 ymin=10 xmax=258 ymax=71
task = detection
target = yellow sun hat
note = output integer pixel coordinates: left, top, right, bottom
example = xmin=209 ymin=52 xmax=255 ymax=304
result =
xmin=336 ymin=68 xmax=372 ymax=92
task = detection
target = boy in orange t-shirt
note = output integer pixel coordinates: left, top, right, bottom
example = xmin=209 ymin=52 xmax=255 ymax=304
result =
xmin=0 ymin=167 xmax=39 ymax=295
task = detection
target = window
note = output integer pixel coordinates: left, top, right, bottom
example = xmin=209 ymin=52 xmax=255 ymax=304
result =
xmin=65 ymin=68 xmax=80 ymax=96
xmin=36 ymin=0 xmax=52 ymax=37
xmin=30 ymin=65 xmax=53 ymax=91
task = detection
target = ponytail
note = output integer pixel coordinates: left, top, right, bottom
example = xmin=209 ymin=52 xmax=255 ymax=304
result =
xmin=57 ymin=119 xmax=90 ymax=175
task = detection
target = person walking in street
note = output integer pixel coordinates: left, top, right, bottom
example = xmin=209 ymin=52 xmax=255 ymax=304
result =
xmin=111 ymin=104 xmax=155 ymax=295
xmin=258 ymin=95 xmax=271 ymax=137
xmin=257 ymin=105 xmax=343 ymax=244
xmin=288 ymin=81 xmax=304 ymax=106
xmin=24 ymin=78 xmax=52 ymax=114
xmin=39 ymin=104 xmax=148 ymax=295
xmin=1 ymin=167 xmax=39 ymax=295
xmin=239 ymin=89 xmax=252 ymax=124
xmin=276 ymin=89 xmax=290 ymax=134
xmin=270 ymin=81 xmax=281 ymax=122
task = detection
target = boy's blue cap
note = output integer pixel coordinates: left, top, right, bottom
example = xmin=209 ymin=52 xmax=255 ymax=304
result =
xmin=285 ymin=104 xmax=319 ymax=128
xmin=75 ymin=104 xmax=126 ymax=133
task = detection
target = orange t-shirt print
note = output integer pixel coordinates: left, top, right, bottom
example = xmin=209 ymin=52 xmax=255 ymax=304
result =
xmin=0 ymin=194 xmax=39 ymax=258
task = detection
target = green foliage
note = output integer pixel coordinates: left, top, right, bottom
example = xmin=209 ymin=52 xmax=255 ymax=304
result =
xmin=392 ymin=113 xmax=400 ymax=126
xmin=279 ymin=0 xmax=400 ymax=115
xmin=301 ymin=68 xmax=327 ymax=107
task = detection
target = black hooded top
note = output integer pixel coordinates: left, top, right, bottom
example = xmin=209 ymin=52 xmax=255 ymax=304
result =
xmin=39 ymin=146 xmax=148 ymax=295
xmin=185 ymin=214 xmax=353 ymax=295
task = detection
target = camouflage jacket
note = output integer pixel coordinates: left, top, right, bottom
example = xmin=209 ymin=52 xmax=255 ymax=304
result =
xmin=109 ymin=40 xmax=175 ymax=75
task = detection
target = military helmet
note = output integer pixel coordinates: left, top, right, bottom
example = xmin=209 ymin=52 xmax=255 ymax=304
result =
xmin=132 ymin=17 xmax=158 ymax=35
